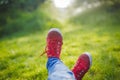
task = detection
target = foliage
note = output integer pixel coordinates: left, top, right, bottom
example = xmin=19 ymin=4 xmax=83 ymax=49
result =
xmin=99 ymin=0 xmax=120 ymax=4
xmin=69 ymin=5 xmax=120 ymax=27
xmin=74 ymin=0 xmax=120 ymax=8
xmin=0 ymin=0 xmax=61 ymax=38
xmin=0 ymin=0 xmax=45 ymax=12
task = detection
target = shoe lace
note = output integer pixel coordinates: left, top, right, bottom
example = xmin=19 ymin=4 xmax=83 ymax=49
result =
xmin=40 ymin=46 xmax=47 ymax=56
xmin=40 ymin=39 xmax=62 ymax=56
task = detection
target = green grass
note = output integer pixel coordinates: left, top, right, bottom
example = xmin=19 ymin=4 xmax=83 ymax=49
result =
xmin=0 ymin=6 xmax=120 ymax=80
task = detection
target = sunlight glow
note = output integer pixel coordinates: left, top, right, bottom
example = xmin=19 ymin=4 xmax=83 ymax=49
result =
xmin=53 ymin=0 xmax=72 ymax=8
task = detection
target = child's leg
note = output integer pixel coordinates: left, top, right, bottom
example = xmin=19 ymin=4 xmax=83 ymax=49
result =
xmin=47 ymin=57 xmax=76 ymax=80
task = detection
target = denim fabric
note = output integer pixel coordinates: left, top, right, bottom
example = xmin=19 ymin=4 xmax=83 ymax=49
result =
xmin=47 ymin=58 xmax=76 ymax=80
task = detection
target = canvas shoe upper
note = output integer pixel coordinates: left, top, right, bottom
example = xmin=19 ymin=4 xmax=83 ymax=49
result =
xmin=72 ymin=52 xmax=92 ymax=80
xmin=41 ymin=28 xmax=63 ymax=59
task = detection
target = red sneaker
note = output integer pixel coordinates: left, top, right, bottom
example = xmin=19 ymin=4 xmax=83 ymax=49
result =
xmin=41 ymin=28 xmax=63 ymax=59
xmin=72 ymin=52 xmax=92 ymax=80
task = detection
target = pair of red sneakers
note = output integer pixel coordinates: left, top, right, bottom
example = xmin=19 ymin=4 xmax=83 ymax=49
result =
xmin=42 ymin=28 xmax=92 ymax=80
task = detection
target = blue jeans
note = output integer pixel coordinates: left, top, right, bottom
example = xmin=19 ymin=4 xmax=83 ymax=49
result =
xmin=47 ymin=58 xmax=76 ymax=80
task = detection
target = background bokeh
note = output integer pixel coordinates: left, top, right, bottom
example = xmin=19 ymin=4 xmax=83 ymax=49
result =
xmin=0 ymin=0 xmax=120 ymax=80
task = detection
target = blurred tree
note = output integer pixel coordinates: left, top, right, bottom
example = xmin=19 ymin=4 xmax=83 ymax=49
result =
xmin=73 ymin=0 xmax=120 ymax=7
xmin=0 ymin=0 xmax=46 ymax=37
xmin=99 ymin=0 xmax=120 ymax=8
xmin=100 ymin=0 xmax=120 ymax=4
xmin=0 ymin=0 xmax=46 ymax=12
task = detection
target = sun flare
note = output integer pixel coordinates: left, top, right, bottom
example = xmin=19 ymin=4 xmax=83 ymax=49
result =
xmin=53 ymin=0 xmax=72 ymax=8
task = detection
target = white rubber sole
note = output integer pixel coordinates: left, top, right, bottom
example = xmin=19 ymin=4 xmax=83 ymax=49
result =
xmin=48 ymin=28 xmax=62 ymax=36
xmin=84 ymin=52 xmax=92 ymax=67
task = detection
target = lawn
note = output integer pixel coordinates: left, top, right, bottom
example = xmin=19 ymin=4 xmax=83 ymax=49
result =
xmin=0 ymin=6 xmax=120 ymax=80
